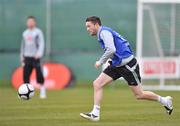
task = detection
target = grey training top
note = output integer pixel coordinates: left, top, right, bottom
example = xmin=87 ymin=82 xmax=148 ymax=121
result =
xmin=20 ymin=27 xmax=45 ymax=61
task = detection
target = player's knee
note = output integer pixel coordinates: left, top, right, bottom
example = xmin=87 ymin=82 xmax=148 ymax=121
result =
xmin=134 ymin=93 xmax=144 ymax=100
xmin=93 ymin=80 xmax=101 ymax=90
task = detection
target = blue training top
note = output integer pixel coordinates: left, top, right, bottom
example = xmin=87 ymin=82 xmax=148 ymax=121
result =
xmin=98 ymin=26 xmax=133 ymax=66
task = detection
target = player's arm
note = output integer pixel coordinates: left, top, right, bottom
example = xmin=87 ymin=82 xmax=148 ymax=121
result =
xmin=95 ymin=30 xmax=116 ymax=68
xmin=20 ymin=37 xmax=25 ymax=66
xmin=35 ymin=30 xmax=45 ymax=59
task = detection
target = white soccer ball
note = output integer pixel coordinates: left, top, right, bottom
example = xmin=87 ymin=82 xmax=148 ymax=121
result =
xmin=18 ymin=83 xmax=35 ymax=100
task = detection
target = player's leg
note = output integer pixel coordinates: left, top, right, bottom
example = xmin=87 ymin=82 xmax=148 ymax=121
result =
xmin=80 ymin=72 xmax=113 ymax=121
xmin=23 ymin=58 xmax=33 ymax=83
xmin=122 ymin=58 xmax=173 ymax=115
xmin=34 ymin=59 xmax=46 ymax=99
xmin=130 ymin=85 xmax=173 ymax=115
xmin=93 ymin=72 xmax=113 ymax=106
xmin=130 ymin=84 xmax=159 ymax=101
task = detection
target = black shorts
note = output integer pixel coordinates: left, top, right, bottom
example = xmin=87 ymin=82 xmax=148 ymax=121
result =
xmin=103 ymin=58 xmax=141 ymax=86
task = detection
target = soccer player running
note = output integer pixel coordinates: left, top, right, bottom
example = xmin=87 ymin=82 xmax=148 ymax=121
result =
xmin=80 ymin=16 xmax=173 ymax=121
xmin=20 ymin=16 xmax=46 ymax=99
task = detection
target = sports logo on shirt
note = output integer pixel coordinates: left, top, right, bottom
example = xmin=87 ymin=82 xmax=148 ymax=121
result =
xmin=26 ymin=35 xmax=33 ymax=41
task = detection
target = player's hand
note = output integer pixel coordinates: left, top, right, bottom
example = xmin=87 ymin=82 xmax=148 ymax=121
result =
xmin=94 ymin=61 xmax=101 ymax=69
xmin=34 ymin=54 xmax=40 ymax=60
xmin=21 ymin=61 xmax=25 ymax=67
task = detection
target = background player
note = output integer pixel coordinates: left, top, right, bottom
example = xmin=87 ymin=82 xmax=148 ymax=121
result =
xmin=80 ymin=16 xmax=173 ymax=121
xmin=20 ymin=16 xmax=46 ymax=99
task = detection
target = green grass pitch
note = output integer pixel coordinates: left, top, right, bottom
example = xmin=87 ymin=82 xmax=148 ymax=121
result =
xmin=0 ymin=81 xmax=180 ymax=126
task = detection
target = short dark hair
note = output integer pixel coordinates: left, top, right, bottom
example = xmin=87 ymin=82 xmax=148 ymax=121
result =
xmin=27 ymin=16 xmax=36 ymax=20
xmin=86 ymin=16 xmax=102 ymax=26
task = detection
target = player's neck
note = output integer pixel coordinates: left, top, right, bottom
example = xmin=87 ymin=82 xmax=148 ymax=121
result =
xmin=28 ymin=27 xmax=36 ymax=30
xmin=96 ymin=25 xmax=102 ymax=36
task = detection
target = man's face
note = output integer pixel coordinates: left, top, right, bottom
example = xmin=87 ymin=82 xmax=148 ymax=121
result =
xmin=27 ymin=18 xmax=36 ymax=29
xmin=85 ymin=21 xmax=98 ymax=36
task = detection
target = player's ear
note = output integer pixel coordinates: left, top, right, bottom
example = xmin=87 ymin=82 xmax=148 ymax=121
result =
xmin=94 ymin=23 xmax=99 ymax=28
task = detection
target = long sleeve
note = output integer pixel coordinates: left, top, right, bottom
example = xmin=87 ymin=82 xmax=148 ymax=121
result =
xmin=20 ymin=38 xmax=24 ymax=62
xmin=36 ymin=30 xmax=45 ymax=58
xmin=98 ymin=30 xmax=116 ymax=64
